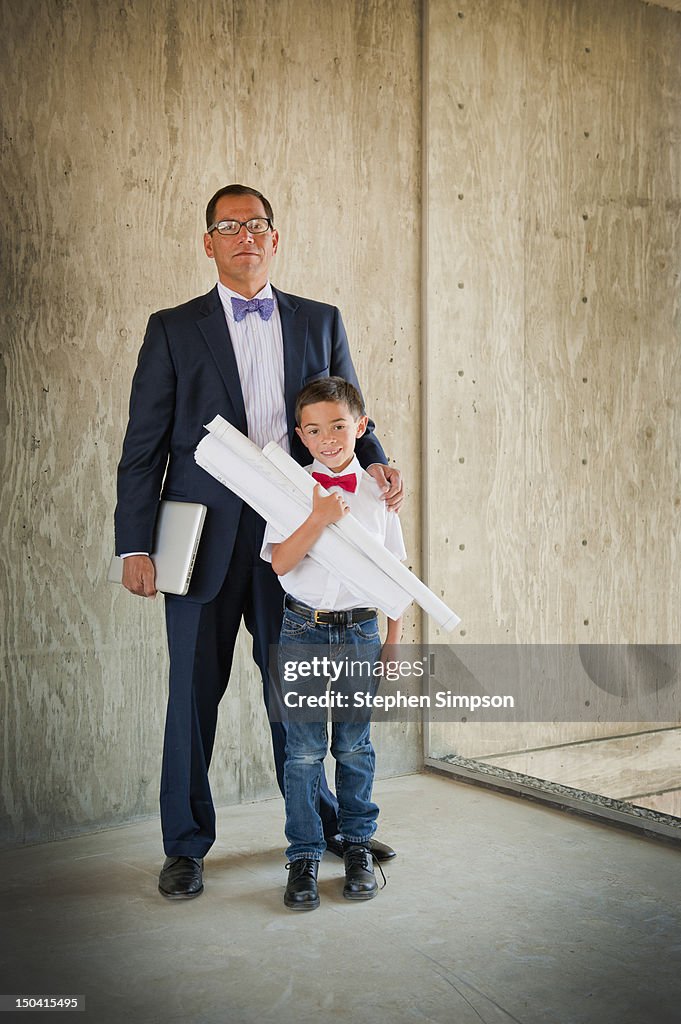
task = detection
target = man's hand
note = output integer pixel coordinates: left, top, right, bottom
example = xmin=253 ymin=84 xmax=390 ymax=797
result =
xmin=367 ymin=464 xmax=404 ymax=513
xmin=121 ymin=554 xmax=157 ymax=598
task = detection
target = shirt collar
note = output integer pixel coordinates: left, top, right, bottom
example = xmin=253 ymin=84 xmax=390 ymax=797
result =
xmin=217 ymin=280 xmax=274 ymax=322
xmin=310 ymin=454 xmax=362 ymax=482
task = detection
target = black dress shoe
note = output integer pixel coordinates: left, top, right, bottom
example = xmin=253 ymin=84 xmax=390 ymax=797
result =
xmin=343 ymin=843 xmax=378 ymax=900
xmin=325 ymin=835 xmax=396 ymax=861
xmin=284 ymin=859 xmax=320 ymax=911
xmin=158 ymin=856 xmax=204 ymax=899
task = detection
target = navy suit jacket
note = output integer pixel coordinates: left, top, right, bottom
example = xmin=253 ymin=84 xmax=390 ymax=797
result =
xmin=114 ymin=285 xmax=388 ymax=603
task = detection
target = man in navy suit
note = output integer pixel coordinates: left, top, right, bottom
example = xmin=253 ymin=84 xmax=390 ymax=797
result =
xmin=115 ymin=185 xmax=403 ymax=899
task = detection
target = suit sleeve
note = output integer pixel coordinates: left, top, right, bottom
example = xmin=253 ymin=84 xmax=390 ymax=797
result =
xmin=329 ymin=307 xmax=388 ymax=470
xmin=114 ymin=313 xmax=177 ymax=554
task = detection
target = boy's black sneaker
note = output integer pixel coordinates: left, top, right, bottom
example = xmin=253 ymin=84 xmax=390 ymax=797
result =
xmin=343 ymin=843 xmax=378 ymax=900
xmin=284 ymin=858 xmax=320 ymax=910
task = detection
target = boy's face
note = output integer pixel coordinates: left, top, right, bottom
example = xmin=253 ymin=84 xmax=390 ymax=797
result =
xmin=296 ymin=399 xmax=368 ymax=473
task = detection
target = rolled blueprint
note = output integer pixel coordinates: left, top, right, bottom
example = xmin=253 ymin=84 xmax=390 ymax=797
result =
xmin=263 ymin=441 xmax=460 ymax=632
xmin=196 ymin=424 xmax=414 ymax=619
xmin=195 ymin=415 xmax=460 ymax=631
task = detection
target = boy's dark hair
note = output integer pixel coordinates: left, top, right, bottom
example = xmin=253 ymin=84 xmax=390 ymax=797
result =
xmin=295 ymin=377 xmax=365 ymax=425
xmin=205 ymin=184 xmax=274 ymax=230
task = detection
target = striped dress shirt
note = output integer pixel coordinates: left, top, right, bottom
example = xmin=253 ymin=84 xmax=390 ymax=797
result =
xmin=217 ymin=280 xmax=289 ymax=453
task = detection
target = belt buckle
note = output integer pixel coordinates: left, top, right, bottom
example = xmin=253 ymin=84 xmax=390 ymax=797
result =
xmin=314 ymin=609 xmax=324 ymax=625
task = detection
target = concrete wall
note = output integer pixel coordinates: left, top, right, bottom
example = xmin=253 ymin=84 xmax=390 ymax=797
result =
xmin=0 ymin=0 xmax=421 ymax=847
xmin=425 ymin=0 xmax=681 ymax=761
xmin=426 ymin=0 xmax=681 ymax=647
xmin=2 ymin=0 xmax=680 ymax=848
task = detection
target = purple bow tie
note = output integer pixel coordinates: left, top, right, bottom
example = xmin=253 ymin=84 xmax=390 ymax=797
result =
xmin=231 ymin=296 xmax=275 ymax=322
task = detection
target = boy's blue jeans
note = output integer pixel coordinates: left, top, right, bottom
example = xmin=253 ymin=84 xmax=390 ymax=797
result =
xmin=278 ymin=604 xmax=382 ymax=863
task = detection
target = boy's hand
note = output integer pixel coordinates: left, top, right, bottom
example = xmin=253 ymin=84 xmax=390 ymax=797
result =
xmin=381 ymin=618 xmax=403 ymax=667
xmin=271 ymin=485 xmax=350 ymax=576
xmin=311 ymin=484 xmax=350 ymax=526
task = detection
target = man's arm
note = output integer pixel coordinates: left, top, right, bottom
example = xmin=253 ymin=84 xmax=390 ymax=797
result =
xmin=328 ymin=307 xmax=404 ymax=512
xmin=365 ymin=464 xmax=403 ymax=512
xmin=115 ymin=313 xmax=177 ymax=595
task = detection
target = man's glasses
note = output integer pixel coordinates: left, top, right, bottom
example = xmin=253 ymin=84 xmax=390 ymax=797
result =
xmin=207 ymin=217 xmax=272 ymax=236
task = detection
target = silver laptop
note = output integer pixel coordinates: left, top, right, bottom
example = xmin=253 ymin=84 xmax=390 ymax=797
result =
xmin=108 ymin=500 xmax=207 ymax=596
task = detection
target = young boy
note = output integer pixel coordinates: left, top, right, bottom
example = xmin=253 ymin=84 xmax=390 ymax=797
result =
xmin=260 ymin=377 xmax=405 ymax=911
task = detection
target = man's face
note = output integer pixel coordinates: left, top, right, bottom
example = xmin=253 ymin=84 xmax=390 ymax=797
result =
xmin=203 ymin=194 xmax=279 ymax=297
xmin=295 ymin=399 xmax=368 ymax=474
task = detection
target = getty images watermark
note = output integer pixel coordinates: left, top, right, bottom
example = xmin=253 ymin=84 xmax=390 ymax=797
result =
xmin=279 ymin=653 xmax=514 ymax=714
xmin=268 ymin=644 xmax=681 ymax=723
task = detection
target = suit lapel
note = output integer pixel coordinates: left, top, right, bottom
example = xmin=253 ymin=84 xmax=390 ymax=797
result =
xmin=276 ymin=287 xmax=309 ymax=440
xmin=196 ymin=287 xmax=247 ymax=431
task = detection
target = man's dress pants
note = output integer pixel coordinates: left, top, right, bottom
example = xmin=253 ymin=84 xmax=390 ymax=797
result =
xmin=161 ymin=503 xmax=340 ymax=857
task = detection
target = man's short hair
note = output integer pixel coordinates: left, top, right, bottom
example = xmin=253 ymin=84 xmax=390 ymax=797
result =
xmin=295 ymin=377 xmax=365 ymax=425
xmin=205 ymin=184 xmax=274 ymax=229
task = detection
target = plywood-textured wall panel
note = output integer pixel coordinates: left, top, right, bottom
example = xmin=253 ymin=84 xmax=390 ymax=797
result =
xmin=523 ymin=0 xmax=681 ymax=644
xmin=0 ymin=0 xmax=421 ymax=847
xmin=231 ymin=0 xmax=422 ymax=546
xmin=426 ymin=0 xmax=681 ymax=769
xmin=426 ymin=0 xmax=681 ymax=647
xmin=425 ymin=0 xmax=528 ymax=643
xmin=0 ymin=0 xmax=235 ymax=847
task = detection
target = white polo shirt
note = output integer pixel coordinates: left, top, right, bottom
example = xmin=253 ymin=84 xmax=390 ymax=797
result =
xmin=260 ymin=455 xmax=406 ymax=611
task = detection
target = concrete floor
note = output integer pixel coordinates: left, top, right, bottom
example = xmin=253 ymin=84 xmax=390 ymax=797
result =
xmin=1 ymin=771 xmax=679 ymax=1024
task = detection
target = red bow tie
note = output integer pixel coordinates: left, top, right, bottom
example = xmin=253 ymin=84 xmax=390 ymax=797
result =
xmin=311 ymin=471 xmax=358 ymax=493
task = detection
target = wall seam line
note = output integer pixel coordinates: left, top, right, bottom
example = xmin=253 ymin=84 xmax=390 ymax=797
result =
xmin=420 ymin=0 xmax=431 ymax=767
